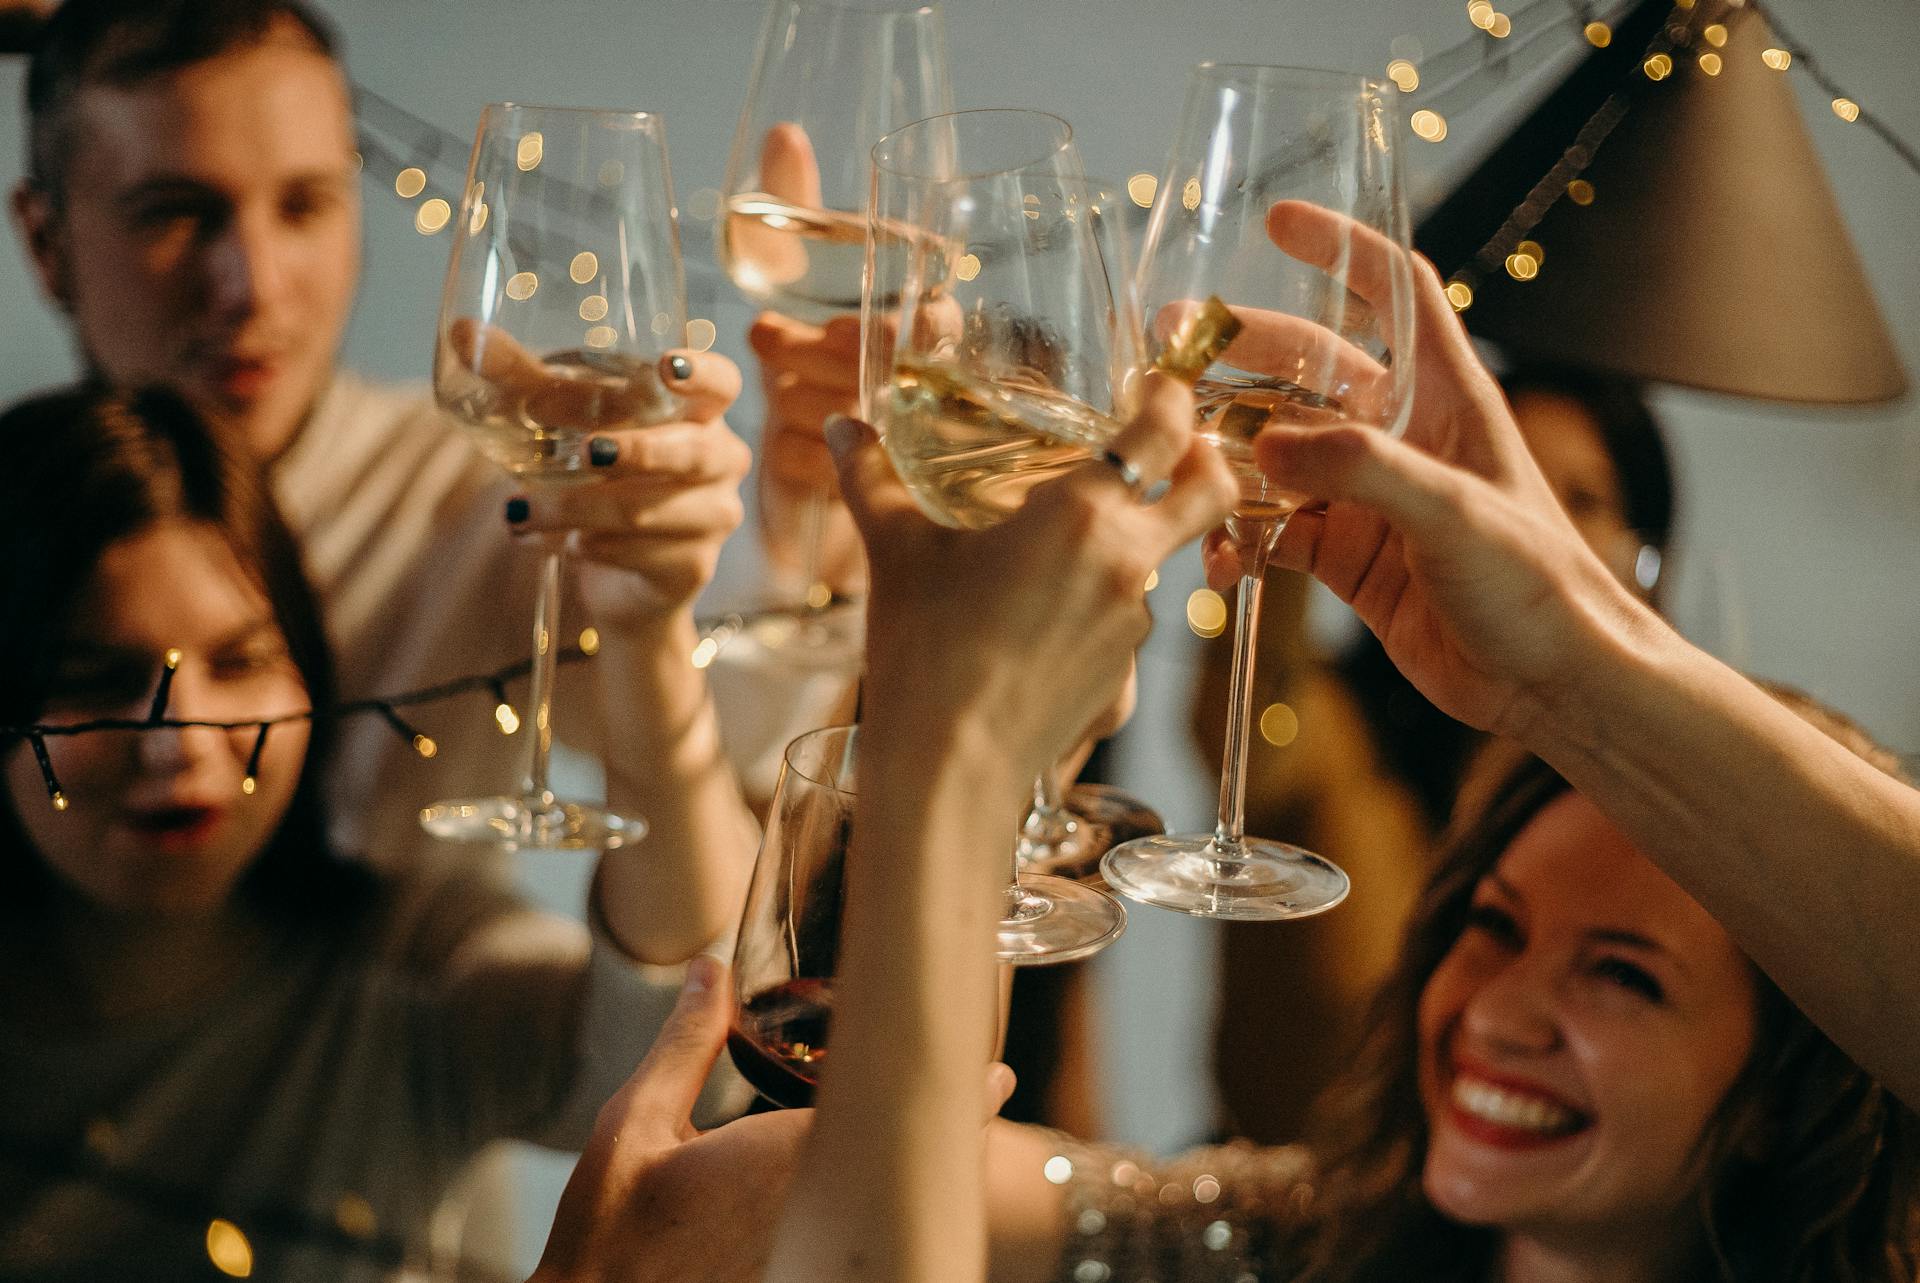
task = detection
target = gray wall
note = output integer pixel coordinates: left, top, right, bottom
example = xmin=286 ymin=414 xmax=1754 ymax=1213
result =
xmin=3 ymin=0 xmax=1916 ymax=1267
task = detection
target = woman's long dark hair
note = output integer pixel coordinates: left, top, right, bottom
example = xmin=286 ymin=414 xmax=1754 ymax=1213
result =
xmin=0 ymin=384 xmax=369 ymax=921
xmin=1295 ymin=702 xmax=1920 ymax=1283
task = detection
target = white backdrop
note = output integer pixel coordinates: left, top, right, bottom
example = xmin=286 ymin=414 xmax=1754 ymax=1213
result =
xmin=3 ymin=0 xmax=1916 ymax=1267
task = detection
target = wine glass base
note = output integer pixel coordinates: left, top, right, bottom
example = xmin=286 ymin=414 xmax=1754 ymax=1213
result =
xmin=419 ymin=795 xmax=646 ymax=852
xmin=996 ymin=874 xmax=1127 ymax=966
xmin=1018 ymin=784 xmax=1165 ymax=882
xmin=708 ymin=599 xmax=865 ymax=674
xmin=1101 ymin=834 xmax=1349 ymax=921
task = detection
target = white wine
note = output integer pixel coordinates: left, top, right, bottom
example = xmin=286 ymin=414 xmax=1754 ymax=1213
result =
xmin=1192 ymin=373 xmax=1345 ymax=522
xmin=720 ymin=194 xmax=881 ymax=323
xmin=439 ymin=348 xmax=679 ymax=479
xmin=887 ymin=358 xmax=1123 ymax=530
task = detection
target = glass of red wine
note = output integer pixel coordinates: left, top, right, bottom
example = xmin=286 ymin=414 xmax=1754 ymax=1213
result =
xmin=728 ymin=723 xmax=857 ymax=1108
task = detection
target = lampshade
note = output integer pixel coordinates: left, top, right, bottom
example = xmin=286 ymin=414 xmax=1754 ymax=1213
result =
xmin=1416 ymin=0 xmax=1907 ymax=405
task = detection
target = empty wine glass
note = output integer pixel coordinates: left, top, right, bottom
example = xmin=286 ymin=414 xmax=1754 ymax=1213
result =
xmin=715 ymin=0 xmax=951 ymax=662
xmin=420 ymin=104 xmax=687 ymax=850
xmin=1102 ymin=64 xmax=1417 ymax=920
xmin=863 ymin=108 xmax=1145 ymax=962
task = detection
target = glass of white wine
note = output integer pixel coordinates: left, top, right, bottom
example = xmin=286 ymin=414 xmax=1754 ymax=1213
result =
xmin=1101 ymin=64 xmax=1418 ymax=919
xmin=421 ymin=103 xmax=687 ymax=850
xmin=863 ymin=107 xmax=1147 ymax=963
xmin=715 ymin=0 xmax=950 ymax=665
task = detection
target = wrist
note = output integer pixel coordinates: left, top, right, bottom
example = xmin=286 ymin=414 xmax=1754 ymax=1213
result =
xmin=1507 ymin=586 xmax=1684 ymax=766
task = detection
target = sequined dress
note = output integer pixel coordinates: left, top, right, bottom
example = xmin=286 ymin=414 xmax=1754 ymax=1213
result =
xmin=1042 ymin=1134 xmax=1317 ymax=1282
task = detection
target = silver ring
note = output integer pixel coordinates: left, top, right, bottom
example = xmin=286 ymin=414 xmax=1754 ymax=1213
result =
xmin=1100 ymin=447 xmax=1144 ymax=495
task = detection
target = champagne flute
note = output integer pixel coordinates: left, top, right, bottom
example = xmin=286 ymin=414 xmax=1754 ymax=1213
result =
xmin=1101 ymin=64 xmax=1417 ymax=919
xmin=420 ymin=104 xmax=687 ymax=850
xmin=728 ymin=724 xmax=856 ymax=1108
xmin=864 ymin=108 xmax=1143 ymax=963
xmin=716 ymin=0 xmax=951 ymax=659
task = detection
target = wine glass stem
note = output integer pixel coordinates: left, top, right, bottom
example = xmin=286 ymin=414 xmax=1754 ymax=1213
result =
xmin=521 ymin=537 xmax=565 ymax=807
xmin=1213 ymin=519 xmax=1280 ymax=855
xmin=1022 ymin=768 xmax=1074 ymax=848
xmin=797 ymin=484 xmax=828 ymax=607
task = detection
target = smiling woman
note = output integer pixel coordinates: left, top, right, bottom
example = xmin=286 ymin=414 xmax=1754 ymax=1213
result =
xmin=1015 ymin=721 xmax=1919 ymax=1283
xmin=1278 ymin=728 xmax=1920 ymax=1283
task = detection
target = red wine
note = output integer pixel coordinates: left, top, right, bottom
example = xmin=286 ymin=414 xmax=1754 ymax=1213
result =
xmin=728 ymin=978 xmax=833 ymax=1109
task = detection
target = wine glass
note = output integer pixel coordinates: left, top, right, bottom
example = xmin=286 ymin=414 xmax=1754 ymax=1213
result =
xmin=863 ymin=108 xmax=1143 ymax=963
xmin=1101 ymin=64 xmax=1417 ymax=920
xmin=714 ymin=0 xmax=951 ymax=662
xmin=729 ymin=723 xmax=856 ymax=1108
xmin=420 ymin=103 xmax=687 ymax=850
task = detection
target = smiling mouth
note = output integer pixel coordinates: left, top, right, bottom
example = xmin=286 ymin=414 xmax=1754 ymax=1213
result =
xmin=1449 ymin=1074 xmax=1591 ymax=1143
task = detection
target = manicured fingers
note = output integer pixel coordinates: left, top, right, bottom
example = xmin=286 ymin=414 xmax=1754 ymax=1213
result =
xmin=658 ymin=348 xmax=742 ymax=423
xmin=516 ymin=478 xmax=746 ymax=540
xmin=584 ymin=421 xmax=754 ymax=482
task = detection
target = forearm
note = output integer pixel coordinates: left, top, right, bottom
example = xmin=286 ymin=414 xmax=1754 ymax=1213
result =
xmin=592 ymin=609 xmax=758 ymax=964
xmin=1522 ymin=618 xmax=1920 ymax=1104
xmin=766 ymin=713 xmax=1028 ymax=1283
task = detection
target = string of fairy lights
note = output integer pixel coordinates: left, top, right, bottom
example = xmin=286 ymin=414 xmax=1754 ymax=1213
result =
xmin=2 ymin=633 xmax=603 ymax=812
xmin=1372 ymin=0 xmax=1920 ymax=312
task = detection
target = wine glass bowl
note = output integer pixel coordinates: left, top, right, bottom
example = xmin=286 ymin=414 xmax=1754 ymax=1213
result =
xmin=713 ymin=0 xmax=950 ymax=652
xmin=420 ymin=103 xmax=688 ymax=851
xmin=727 ymin=724 xmax=854 ymax=1108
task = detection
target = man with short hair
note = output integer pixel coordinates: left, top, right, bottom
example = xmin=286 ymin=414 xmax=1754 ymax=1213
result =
xmin=11 ymin=0 xmax=759 ymax=869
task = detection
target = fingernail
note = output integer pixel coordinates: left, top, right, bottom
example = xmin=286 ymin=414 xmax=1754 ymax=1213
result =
xmin=823 ymin=413 xmax=861 ymax=460
xmin=505 ymin=496 xmax=529 ymax=524
xmin=588 ymin=436 xmax=618 ymax=467
xmin=663 ymin=354 xmax=693 ymax=383
xmin=684 ymin=953 xmax=722 ymax=996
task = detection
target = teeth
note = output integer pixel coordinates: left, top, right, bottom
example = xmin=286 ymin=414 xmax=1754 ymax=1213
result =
xmin=1452 ymin=1076 xmax=1580 ymax=1135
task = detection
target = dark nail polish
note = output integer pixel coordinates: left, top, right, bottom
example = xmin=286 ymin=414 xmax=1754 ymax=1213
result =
xmin=505 ymin=496 xmax=530 ymax=524
xmin=588 ymin=436 xmax=619 ymax=467
xmin=666 ymin=354 xmax=693 ymax=382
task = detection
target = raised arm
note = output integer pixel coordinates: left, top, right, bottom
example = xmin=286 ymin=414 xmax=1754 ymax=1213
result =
xmin=760 ymin=374 xmax=1235 ymax=1282
xmin=1211 ymin=201 xmax=1920 ymax=1106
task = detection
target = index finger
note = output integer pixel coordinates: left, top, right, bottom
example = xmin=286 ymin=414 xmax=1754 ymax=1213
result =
xmin=1265 ymin=200 xmax=1409 ymax=319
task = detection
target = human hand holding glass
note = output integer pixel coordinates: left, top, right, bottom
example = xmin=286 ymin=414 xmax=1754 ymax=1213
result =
xmin=862 ymin=108 xmax=1176 ymax=961
xmin=422 ymin=103 xmax=688 ymax=850
xmin=1101 ymin=64 xmax=1417 ymax=920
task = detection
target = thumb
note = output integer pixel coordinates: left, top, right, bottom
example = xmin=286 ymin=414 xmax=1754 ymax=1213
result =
xmin=619 ymin=954 xmax=732 ymax=1139
xmin=1255 ymin=423 xmax=1468 ymax=546
xmin=984 ymin=1062 xmax=1018 ymax=1118
xmin=826 ymin=413 xmax=920 ymax=541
